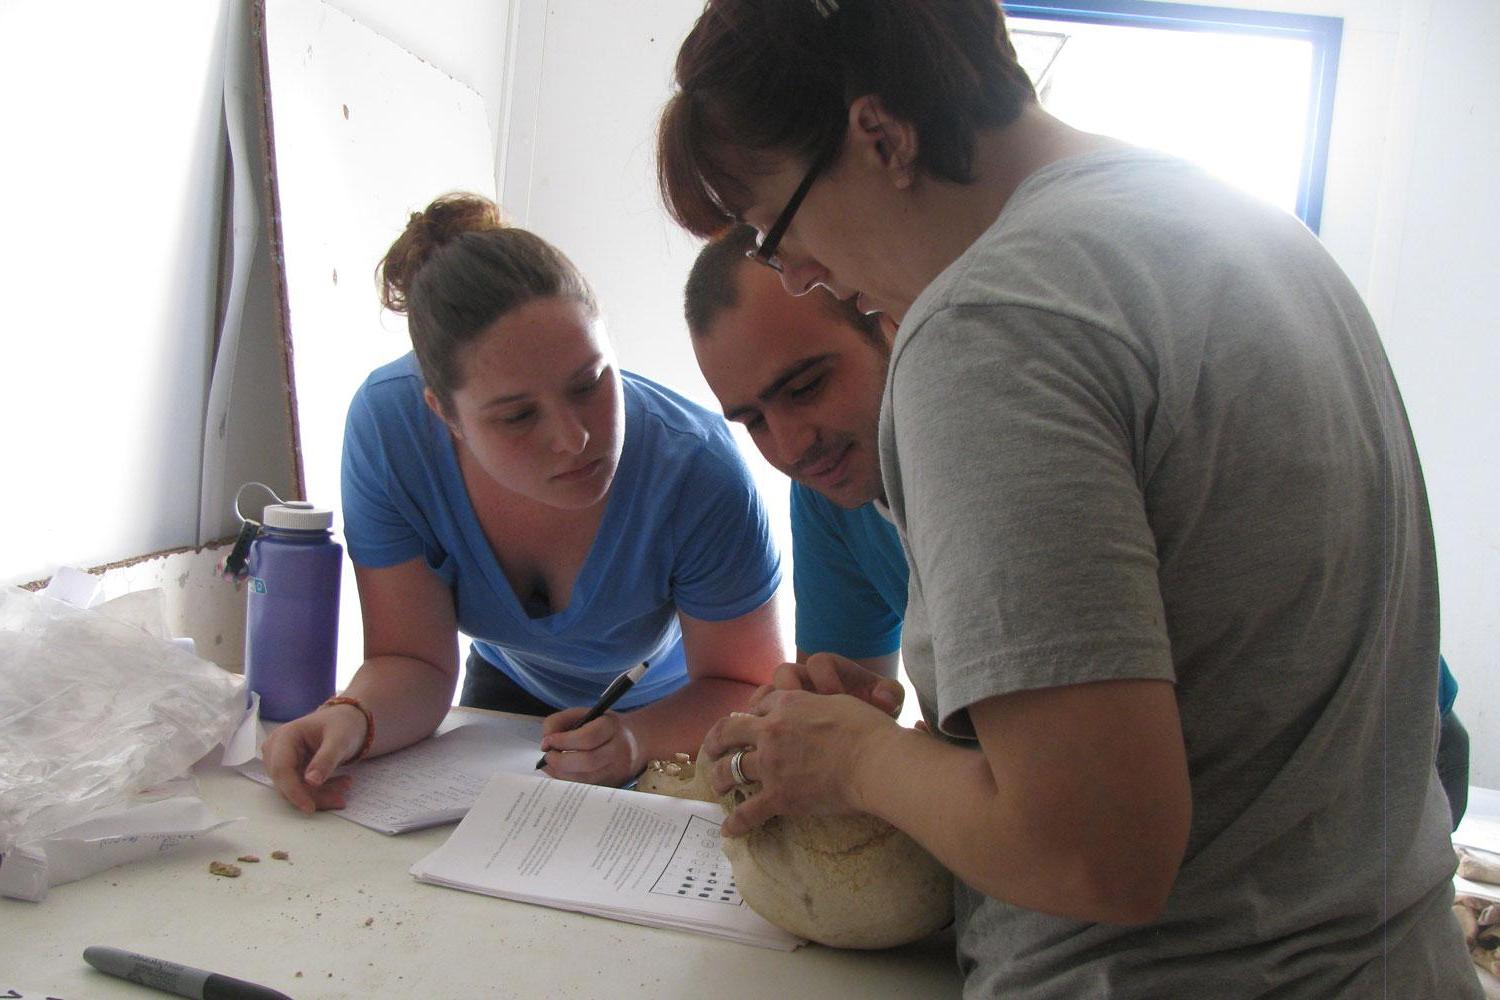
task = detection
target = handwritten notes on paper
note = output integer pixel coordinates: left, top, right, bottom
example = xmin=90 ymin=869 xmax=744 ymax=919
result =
xmin=237 ymin=714 xmax=544 ymax=834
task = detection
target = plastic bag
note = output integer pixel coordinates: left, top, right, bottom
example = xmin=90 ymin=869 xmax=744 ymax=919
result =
xmin=0 ymin=584 xmax=246 ymax=855
xmin=0 ymin=776 xmax=238 ymax=901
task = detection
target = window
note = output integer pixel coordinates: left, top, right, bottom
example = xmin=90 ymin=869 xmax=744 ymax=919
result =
xmin=1003 ymin=0 xmax=1343 ymax=231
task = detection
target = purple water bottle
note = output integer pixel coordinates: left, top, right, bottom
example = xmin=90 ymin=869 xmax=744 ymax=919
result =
xmin=244 ymin=501 xmax=342 ymax=721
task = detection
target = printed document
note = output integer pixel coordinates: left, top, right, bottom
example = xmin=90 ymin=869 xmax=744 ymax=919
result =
xmin=411 ymin=771 xmax=803 ymax=950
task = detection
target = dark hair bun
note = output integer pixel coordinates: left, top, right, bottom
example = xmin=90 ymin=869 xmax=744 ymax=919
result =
xmin=379 ymin=192 xmax=506 ymax=313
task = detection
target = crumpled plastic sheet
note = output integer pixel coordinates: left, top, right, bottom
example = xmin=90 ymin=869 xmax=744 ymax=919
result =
xmin=0 ymin=585 xmax=246 ymax=855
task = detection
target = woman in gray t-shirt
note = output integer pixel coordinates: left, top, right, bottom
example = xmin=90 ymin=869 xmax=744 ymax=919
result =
xmin=653 ymin=2 xmax=1479 ymax=996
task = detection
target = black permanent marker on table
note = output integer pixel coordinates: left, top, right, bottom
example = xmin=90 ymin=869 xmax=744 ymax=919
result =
xmin=535 ymin=661 xmax=649 ymax=769
xmin=83 ymin=946 xmax=293 ymax=1000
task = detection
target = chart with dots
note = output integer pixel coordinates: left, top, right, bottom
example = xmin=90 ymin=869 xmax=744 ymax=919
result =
xmin=649 ymin=814 xmax=742 ymax=905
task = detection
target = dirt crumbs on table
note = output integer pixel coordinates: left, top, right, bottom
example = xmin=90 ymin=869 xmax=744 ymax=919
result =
xmin=363 ymin=917 xmax=374 ymax=927
xmin=271 ymin=849 xmax=291 ymax=861
xmin=237 ymin=854 xmax=261 ymax=863
xmin=209 ymin=861 xmax=243 ymax=878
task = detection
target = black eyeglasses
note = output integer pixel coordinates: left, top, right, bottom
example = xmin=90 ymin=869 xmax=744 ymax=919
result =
xmin=745 ymin=150 xmax=834 ymax=274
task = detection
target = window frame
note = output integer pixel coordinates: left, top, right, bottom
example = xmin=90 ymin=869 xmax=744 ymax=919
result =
xmin=1002 ymin=0 xmax=1344 ymax=232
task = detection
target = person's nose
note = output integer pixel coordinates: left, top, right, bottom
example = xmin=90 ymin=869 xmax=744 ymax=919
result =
xmin=549 ymin=404 xmax=589 ymax=455
xmin=778 ymin=254 xmax=830 ymax=298
xmin=765 ymin=412 xmax=815 ymax=471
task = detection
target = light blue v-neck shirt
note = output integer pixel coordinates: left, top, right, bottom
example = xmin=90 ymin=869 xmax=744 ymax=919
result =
xmin=341 ymin=353 xmax=780 ymax=710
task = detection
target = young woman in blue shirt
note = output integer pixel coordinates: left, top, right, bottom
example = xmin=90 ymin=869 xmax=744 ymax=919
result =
xmin=261 ymin=193 xmax=784 ymax=809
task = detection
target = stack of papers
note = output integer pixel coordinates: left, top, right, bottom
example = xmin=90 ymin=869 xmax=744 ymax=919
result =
xmin=411 ymin=770 xmax=803 ymax=950
xmin=238 ymin=715 xmax=543 ymax=834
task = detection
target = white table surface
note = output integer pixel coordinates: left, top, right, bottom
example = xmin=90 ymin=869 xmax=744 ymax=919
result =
xmin=7 ymin=720 xmax=1496 ymax=999
xmin=1 ymin=713 xmax=961 ymax=1000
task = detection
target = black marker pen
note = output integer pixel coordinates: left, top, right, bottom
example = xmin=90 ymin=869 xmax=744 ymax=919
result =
xmin=83 ymin=946 xmax=293 ymax=1000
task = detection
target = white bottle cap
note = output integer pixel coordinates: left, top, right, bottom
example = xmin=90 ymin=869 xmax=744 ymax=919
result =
xmin=262 ymin=501 xmax=334 ymax=531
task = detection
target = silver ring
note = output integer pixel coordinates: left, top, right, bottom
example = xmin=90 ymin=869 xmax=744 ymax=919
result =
xmin=729 ymin=747 xmax=751 ymax=786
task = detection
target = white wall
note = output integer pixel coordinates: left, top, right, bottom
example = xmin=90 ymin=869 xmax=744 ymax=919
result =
xmin=498 ymin=2 xmax=713 ymax=401
xmin=0 ymin=1 xmax=231 ymax=584
xmin=2 ymin=0 xmax=299 ymax=592
xmin=1380 ymin=0 xmax=1500 ymax=785
xmin=181 ymin=0 xmax=518 ymax=561
xmin=497 ymin=0 xmax=1499 ymax=780
xmin=0 ymin=0 xmax=510 ymax=621
xmin=256 ymin=0 xmax=503 ymax=689
xmin=499 ymin=1 xmax=797 ymax=634
xmin=323 ymin=0 xmax=514 ymax=171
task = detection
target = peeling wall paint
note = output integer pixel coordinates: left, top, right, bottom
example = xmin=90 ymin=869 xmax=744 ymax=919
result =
xmin=29 ymin=543 xmax=250 ymax=674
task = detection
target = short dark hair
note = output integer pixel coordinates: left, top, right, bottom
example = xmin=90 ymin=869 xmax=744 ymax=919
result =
xmin=658 ymin=0 xmax=1037 ymax=237
xmin=684 ymin=225 xmax=884 ymax=348
xmin=376 ymin=192 xmax=596 ymax=411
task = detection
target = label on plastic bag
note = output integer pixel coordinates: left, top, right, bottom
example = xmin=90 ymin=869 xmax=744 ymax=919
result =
xmin=0 ymin=796 xmax=237 ymax=902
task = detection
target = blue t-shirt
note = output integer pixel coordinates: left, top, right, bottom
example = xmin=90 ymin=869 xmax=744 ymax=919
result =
xmin=341 ymin=353 xmax=781 ymax=710
xmin=1439 ymin=655 xmax=1458 ymax=717
xmin=790 ymin=482 xmax=908 ymax=659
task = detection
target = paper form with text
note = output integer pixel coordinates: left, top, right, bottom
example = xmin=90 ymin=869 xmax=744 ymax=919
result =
xmin=410 ymin=770 xmax=803 ymax=950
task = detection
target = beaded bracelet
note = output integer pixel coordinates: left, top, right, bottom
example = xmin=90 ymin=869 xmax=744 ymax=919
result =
xmin=322 ymin=695 xmax=375 ymax=761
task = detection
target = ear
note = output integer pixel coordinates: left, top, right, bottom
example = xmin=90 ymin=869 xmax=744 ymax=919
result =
xmin=846 ymin=95 xmax=919 ymax=190
xmin=423 ymin=386 xmax=464 ymax=440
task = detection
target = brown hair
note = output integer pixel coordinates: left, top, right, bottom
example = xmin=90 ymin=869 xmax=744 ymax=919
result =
xmin=684 ymin=225 xmax=884 ymax=350
xmin=377 ymin=192 xmax=597 ymax=410
xmin=658 ymin=0 xmax=1037 ymax=238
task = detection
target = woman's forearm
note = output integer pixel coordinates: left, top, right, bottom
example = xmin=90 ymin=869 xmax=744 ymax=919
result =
xmin=623 ymin=676 xmax=761 ymax=765
xmin=850 ymin=727 xmax=1057 ymax=907
xmin=338 ymin=654 xmax=458 ymax=758
xmin=851 ymin=684 xmax=1189 ymax=926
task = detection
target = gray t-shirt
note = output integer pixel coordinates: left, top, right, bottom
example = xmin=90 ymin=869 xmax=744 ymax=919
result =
xmin=880 ymin=149 xmax=1478 ymax=998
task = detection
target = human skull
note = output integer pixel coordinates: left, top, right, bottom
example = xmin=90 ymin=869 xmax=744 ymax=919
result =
xmin=638 ymin=748 xmax=953 ymax=949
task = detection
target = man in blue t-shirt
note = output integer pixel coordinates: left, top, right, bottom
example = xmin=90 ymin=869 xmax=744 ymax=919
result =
xmin=686 ymin=226 xmax=906 ymax=680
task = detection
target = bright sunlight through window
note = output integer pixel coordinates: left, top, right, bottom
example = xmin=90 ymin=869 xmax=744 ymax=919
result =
xmin=1005 ymin=2 xmax=1342 ymax=230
